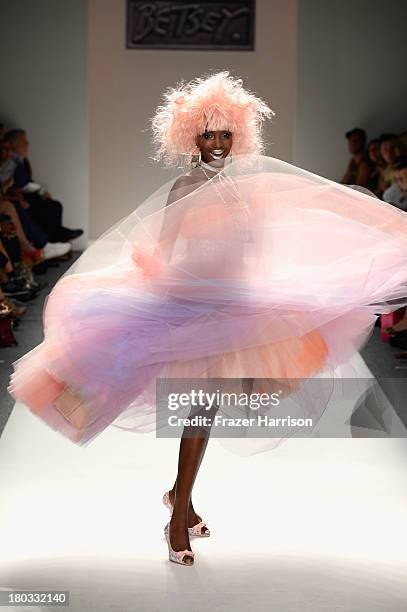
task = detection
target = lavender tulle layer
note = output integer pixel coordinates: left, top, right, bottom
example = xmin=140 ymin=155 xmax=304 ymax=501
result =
xmin=7 ymin=155 xmax=407 ymax=448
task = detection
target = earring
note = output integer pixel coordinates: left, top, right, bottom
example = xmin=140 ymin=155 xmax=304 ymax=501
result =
xmin=191 ymin=149 xmax=201 ymax=168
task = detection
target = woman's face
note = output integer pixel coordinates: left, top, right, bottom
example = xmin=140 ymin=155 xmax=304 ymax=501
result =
xmin=368 ymin=142 xmax=382 ymax=164
xmin=380 ymin=139 xmax=397 ymax=164
xmin=196 ymin=130 xmax=233 ymax=164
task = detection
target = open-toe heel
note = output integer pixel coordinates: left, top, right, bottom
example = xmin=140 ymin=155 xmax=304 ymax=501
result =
xmin=164 ymin=522 xmax=195 ymax=566
xmin=162 ymin=491 xmax=211 ymax=537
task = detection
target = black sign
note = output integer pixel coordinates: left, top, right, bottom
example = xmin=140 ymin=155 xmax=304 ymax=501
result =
xmin=126 ymin=1 xmax=255 ymax=50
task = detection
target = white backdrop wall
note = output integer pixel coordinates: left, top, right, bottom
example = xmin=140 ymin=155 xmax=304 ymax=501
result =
xmin=1 ymin=1 xmax=406 ymax=242
xmin=88 ymin=0 xmax=297 ymax=239
xmin=0 ymin=0 xmax=88 ymax=248
xmin=295 ymin=0 xmax=407 ymax=180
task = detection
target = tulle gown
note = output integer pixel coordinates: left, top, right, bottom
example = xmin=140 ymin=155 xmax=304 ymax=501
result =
xmin=7 ymin=155 xmax=407 ymax=450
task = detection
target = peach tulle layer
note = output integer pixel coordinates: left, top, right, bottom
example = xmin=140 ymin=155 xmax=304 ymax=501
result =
xmin=8 ymin=155 xmax=407 ymax=447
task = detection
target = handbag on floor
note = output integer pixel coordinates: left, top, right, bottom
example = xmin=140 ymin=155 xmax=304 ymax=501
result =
xmin=0 ymin=317 xmax=18 ymax=347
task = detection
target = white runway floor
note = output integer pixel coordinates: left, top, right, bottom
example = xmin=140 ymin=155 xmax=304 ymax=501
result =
xmin=1 ymin=389 xmax=407 ymax=611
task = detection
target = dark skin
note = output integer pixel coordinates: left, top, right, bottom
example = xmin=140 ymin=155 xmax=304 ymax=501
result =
xmin=160 ymin=130 xmax=254 ymax=564
xmin=196 ymin=129 xmax=233 ymax=163
xmin=341 ymin=133 xmax=371 ymax=187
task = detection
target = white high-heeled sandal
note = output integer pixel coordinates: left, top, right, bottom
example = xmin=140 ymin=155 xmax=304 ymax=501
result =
xmin=164 ymin=521 xmax=195 ymax=566
xmin=162 ymin=491 xmax=211 ymax=537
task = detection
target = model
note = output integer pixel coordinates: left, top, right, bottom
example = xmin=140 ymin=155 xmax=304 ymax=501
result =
xmin=8 ymin=72 xmax=407 ymax=566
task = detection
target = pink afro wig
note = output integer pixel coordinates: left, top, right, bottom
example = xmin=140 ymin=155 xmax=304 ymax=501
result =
xmin=151 ymin=71 xmax=275 ymax=167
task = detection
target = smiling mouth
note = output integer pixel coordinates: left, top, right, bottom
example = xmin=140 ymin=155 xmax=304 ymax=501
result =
xmin=210 ymin=149 xmax=225 ymax=159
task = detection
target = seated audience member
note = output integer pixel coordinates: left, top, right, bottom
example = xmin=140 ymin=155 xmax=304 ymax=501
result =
xmin=1 ymin=141 xmax=71 ymax=258
xmin=383 ymin=153 xmax=407 ymax=343
xmin=0 ymin=268 xmax=27 ymax=343
xmin=0 ymin=192 xmax=71 ymax=261
xmin=0 ymin=212 xmax=48 ymax=299
xmin=379 ymin=133 xmax=404 ymax=191
xmin=0 ymin=213 xmax=23 ymax=266
xmin=0 ymin=138 xmax=17 ymax=192
xmin=4 ymin=129 xmax=83 ymax=242
xmin=383 ymin=156 xmax=407 ymax=211
xmin=0 ymin=222 xmax=17 ymax=272
xmin=0 ymin=233 xmax=26 ymax=313
xmin=0 ymin=255 xmax=27 ymax=343
xmin=0 ymin=194 xmax=38 ymax=258
xmin=341 ymin=128 xmax=373 ymax=189
xmin=367 ymin=138 xmax=386 ymax=197
xmin=0 ymin=215 xmax=34 ymax=300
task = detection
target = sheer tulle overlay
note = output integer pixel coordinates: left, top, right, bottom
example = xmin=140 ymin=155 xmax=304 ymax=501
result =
xmin=8 ymin=155 xmax=407 ymax=449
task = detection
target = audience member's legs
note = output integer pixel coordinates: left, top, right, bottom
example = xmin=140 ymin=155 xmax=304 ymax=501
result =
xmin=1 ymin=234 xmax=22 ymax=266
xmin=0 ymin=199 xmax=40 ymax=252
xmin=12 ymin=200 xmax=48 ymax=249
xmin=0 ymin=241 xmax=13 ymax=274
xmin=24 ymin=193 xmax=63 ymax=242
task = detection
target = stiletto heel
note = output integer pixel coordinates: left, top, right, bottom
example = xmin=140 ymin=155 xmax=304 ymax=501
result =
xmin=164 ymin=522 xmax=195 ymax=566
xmin=162 ymin=491 xmax=211 ymax=537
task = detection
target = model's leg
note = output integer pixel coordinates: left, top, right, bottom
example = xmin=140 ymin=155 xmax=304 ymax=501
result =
xmin=169 ymin=434 xmax=210 ymax=531
xmin=169 ymin=402 xmax=217 ymax=559
xmin=169 ymin=380 xmax=254 ymax=530
xmin=168 ymin=436 xmax=209 ymax=563
xmin=241 ymin=377 xmax=254 ymax=395
xmin=241 ymin=377 xmax=254 ymax=419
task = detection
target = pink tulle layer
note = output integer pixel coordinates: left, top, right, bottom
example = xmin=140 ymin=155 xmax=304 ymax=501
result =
xmin=8 ymin=156 xmax=407 ymax=447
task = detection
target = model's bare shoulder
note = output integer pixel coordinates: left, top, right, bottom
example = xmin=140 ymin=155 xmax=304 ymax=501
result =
xmin=166 ymin=171 xmax=205 ymax=206
xmin=171 ymin=174 xmax=197 ymax=189
xmin=173 ymin=169 xmax=206 ymax=187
